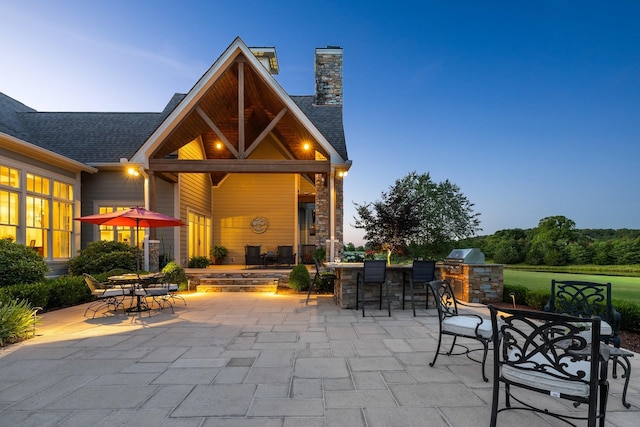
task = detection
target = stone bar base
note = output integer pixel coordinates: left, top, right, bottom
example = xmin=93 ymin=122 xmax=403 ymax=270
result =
xmin=332 ymin=263 xmax=503 ymax=309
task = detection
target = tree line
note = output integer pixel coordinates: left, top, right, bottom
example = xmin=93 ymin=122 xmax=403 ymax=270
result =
xmin=459 ymin=215 xmax=640 ymax=265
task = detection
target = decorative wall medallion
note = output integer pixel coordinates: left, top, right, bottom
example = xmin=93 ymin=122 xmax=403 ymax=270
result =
xmin=250 ymin=217 xmax=268 ymax=234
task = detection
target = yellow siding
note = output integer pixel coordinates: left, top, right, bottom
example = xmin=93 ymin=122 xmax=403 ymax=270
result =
xmin=212 ymin=173 xmax=296 ymax=263
xmin=178 ymin=140 xmax=211 ymax=265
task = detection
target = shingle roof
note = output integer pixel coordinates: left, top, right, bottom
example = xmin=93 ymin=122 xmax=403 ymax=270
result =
xmin=0 ymin=91 xmax=347 ymax=164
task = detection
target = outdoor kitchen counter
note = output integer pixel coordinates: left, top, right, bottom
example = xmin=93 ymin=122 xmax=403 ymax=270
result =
xmin=328 ymin=261 xmax=503 ymax=309
xmin=327 ymin=263 xmax=425 ymax=310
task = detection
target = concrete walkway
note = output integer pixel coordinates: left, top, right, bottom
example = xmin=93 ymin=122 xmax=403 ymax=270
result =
xmin=0 ymin=292 xmax=637 ymax=426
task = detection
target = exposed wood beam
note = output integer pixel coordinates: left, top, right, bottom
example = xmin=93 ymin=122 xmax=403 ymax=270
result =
xmin=244 ymin=107 xmax=288 ymax=158
xmin=149 ymin=159 xmax=331 ymax=174
xmin=196 ymin=106 xmax=239 ymax=158
xmin=238 ymin=61 xmax=245 ymax=158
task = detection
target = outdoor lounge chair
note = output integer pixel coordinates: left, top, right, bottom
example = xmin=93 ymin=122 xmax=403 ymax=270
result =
xmin=489 ymin=305 xmax=609 ymax=427
xmin=277 ymin=245 xmax=296 ymax=267
xmin=244 ymin=245 xmax=262 ymax=268
xmin=428 ymin=279 xmax=493 ymax=381
xmin=83 ymin=273 xmax=128 ymax=318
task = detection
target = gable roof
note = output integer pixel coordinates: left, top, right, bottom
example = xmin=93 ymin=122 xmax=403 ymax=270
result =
xmin=0 ymin=39 xmax=347 ymax=168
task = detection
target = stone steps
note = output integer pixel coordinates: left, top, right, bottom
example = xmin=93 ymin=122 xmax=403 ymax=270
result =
xmin=196 ymin=277 xmax=279 ymax=293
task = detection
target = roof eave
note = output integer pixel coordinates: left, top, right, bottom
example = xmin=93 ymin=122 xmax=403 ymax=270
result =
xmin=0 ymin=132 xmax=98 ymax=173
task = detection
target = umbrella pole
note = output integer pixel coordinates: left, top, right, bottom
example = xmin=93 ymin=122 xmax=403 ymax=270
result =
xmin=135 ymin=219 xmax=140 ymax=273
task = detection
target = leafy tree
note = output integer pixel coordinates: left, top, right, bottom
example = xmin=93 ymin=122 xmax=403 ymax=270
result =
xmin=353 ymin=172 xmax=480 ymax=259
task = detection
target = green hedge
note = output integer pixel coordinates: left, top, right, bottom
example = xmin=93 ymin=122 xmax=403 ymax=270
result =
xmin=502 ymin=283 xmax=639 ymax=333
xmin=0 ymin=276 xmax=91 ymax=310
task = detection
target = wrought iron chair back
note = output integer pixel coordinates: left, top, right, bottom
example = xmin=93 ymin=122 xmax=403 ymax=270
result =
xmin=545 ymin=280 xmax=620 ymax=347
xmin=488 ymin=305 xmax=609 ymax=427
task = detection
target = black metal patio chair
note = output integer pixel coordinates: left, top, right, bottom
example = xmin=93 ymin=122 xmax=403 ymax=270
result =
xmin=357 ymin=260 xmax=390 ymax=317
xmin=244 ymin=245 xmax=262 ymax=269
xmin=428 ymin=279 xmax=493 ymax=381
xmin=489 ymin=305 xmax=609 ymax=427
xmin=306 ymin=257 xmax=337 ymax=305
xmin=406 ymin=259 xmax=436 ymax=316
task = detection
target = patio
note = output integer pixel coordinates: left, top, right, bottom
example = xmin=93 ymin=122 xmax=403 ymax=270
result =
xmin=0 ymin=292 xmax=637 ymax=426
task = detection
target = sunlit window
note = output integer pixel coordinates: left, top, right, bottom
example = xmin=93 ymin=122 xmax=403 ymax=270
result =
xmin=188 ymin=211 xmax=211 ymax=259
xmin=98 ymin=205 xmax=143 ymax=247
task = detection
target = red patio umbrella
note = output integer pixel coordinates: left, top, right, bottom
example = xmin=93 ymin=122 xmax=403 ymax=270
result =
xmin=75 ymin=206 xmax=185 ymax=270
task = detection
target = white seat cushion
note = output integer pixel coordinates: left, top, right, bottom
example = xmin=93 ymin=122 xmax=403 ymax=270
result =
xmin=148 ymin=283 xmax=178 ymax=291
xmin=502 ymin=350 xmax=591 ymax=397
xmin=442 ymin=315 xmax=493 ymax=339
xmin=101 ymin=288 xmax=125 ymax=297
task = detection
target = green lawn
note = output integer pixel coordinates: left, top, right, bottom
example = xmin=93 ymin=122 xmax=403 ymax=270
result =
xmin=503 ymin=270 xmax=640 ymax=304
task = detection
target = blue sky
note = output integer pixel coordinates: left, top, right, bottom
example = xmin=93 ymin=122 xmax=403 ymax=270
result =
xmin=2 ymin=1 xmax=639 ymax=245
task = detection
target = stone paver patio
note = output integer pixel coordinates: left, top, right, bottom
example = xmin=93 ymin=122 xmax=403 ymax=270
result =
xmin=0 ymin=292 xmax=637 ymax=426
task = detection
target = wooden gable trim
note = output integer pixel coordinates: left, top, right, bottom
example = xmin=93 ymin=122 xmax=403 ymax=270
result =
xmin=149 ymin=158 xmax=330 ymax=174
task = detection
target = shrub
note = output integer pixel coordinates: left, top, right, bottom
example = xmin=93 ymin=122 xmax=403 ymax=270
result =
xmin=46 ymin=276 xmax=92 ymax=308
xmin=0 ymin=239 xmax=49 ymax=287
xmin=162 ymin=261 xmax=188 ymax=289
xmin=0 ymin=299 xmax=40 ymax=347
xmin=289 ymin=264 xmax=311 ymax=291
xmin=313 ymin=247 xmax=326 ymax=262
xmin=0 ymin=282 xmax=50 ymax=308
xmin=525 ymin=289 xmax=551 ymax=310
xmin=613 ymin=298 xmax=640 ymax=332
xmin=503 ymin=284 xmax=528 ymax=306
xmin=68 ymin=241 xmax=138 ymax=275
xmin=188 ymin=256 xmax=210 ymax=268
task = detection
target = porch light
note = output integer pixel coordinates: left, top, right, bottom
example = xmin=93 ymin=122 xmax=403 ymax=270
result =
xmin=338 ymin=170 xmax=348 ymax=178
xmin=303 ymin=142 xmax=311 ymax=151
xmin=215 ymin=142 xmax=223 ymax=150
xmin=128 ymin=167 xmax=140 ymax=177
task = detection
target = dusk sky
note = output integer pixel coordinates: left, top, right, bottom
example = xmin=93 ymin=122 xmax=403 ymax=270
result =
xmin=2 ymin=1 xmax=639 ymax=245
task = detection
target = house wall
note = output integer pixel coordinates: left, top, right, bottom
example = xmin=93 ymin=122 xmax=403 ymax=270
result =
xmin=211 ymin=137 xmax=298 ymax=263
xmin=78 ymin=170 xmax=142 ymax=248
xmin=178 ymin=139 xmax=212 ymax=266
xmin=212 ymin=173 xmax=296 ymax=263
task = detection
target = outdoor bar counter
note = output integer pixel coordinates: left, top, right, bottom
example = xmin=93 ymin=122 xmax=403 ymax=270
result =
xmin=329 ymin=262 xmax=503 ymax=310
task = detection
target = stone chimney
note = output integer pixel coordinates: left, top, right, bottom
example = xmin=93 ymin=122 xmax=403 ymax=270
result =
xmin=314 ymin=46 xmax=343 ymax=105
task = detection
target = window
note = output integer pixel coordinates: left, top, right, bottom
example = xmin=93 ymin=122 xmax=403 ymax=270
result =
xmin=25 ymin=195 xmax=49 ymax=257
xmin=98 ymin=205 xmax=143 ymax=246
xmin=52 ymin=181 xmax=73 ymax=258
xmin=0 ymin=166 xmax=20 ymax=241
xmin=188 ymin=211 xmax=211 ymax=259
xmin=0 ymin=165 xmax=75 ymax=258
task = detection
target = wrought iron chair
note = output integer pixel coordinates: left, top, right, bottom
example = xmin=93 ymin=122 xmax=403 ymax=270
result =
xmin=356 ymin=260 xmax=390 ymax=317
xmin=544 ymin=280 xmax=621 ymax=348
xmin=143 ymin=280 xmax=174 ymax=314
xmin=147 ymin=273 xmax=186 ymax=306
xmin=277 ymin=245 xmax=296 ymax=267
xmin=83 ymin=273 xmax=128 ymax=318
xmin=489 ymin=305 xmax=609 ymax=427
xmin=244 ymin=245 xmax=262 ymax=269
xmin=406 ymin=259 xmax=436 ymax=316
xmin=428 ymin=279 xmax=493 ymax=381
xmin=306 ymin=257 xmax=337 ymax=305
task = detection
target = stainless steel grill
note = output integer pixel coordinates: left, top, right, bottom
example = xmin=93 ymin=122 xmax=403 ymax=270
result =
xmin=444 ymin=248 xmax=485 ymax=265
